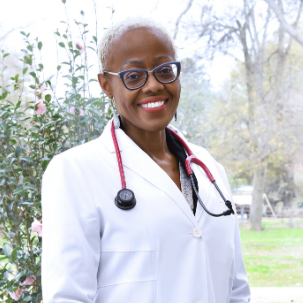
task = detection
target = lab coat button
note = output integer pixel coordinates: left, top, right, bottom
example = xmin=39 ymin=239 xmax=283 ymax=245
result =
xmin=193 ymin=228 xmax=202 ymax=238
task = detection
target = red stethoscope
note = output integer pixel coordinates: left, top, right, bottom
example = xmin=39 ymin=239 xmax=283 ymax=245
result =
xmin=111 ymin=121 xmax=234 ymax=217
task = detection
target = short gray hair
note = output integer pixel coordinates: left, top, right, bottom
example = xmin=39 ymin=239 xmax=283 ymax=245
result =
xmin=98 ymin=18 xmax=177 ymax=71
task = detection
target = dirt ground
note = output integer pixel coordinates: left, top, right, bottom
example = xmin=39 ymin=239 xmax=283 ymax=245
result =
xmin=251 ymin=287 xmax=303 ymax=303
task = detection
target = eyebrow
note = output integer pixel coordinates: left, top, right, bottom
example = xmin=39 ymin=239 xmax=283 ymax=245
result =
xmin=121 ymin=60 xmax=144 ymax=68
xmin=121 ymin=56 xmax=174 ymax=69
xmin=153 ymin=55 xmax=173 ymax=61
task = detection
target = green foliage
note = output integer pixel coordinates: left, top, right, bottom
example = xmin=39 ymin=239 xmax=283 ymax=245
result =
xmin=0 ymin=3 xmax=110 ymax=302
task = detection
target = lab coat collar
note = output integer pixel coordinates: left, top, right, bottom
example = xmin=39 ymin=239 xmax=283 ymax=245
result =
xmin=99 ymin=119 xmax=211 ymax=227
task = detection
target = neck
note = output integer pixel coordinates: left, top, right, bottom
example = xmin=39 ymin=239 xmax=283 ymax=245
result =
xmin=121 ymin=119 xmax=169 ymax=160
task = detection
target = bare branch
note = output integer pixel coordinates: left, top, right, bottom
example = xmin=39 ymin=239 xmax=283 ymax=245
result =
xmin=264 ymin=0 xmax=303 ymax=46
xmin=174 ymin=0 xmax=194 ymax=40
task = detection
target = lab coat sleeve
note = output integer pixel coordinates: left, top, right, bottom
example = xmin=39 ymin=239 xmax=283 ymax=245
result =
xmin=42 ymin=154 xmax=101 ymax=303
xmin=216 ymin=163 xmax=251 ymax=303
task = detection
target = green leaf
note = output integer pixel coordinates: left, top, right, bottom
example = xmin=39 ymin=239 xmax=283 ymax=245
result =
xmin=93 ymin=36 xmax=97 ymax=43
xmin=11 ymin=247 xmax=22 ymax=263
xmin=62 ymin=0 xmax=66 ymax=3
xmin=24 ymin=184 xmax=38 ymax=191
xmin=3 ymin=245 xmax=11 ymax=256
xmin=15 ymin=100 xmax=21 ymax=110
xmin=24 ymin=296 xmax=32 ymax=302
xmin=55 ymin=31 xmax=60 ymax=36
xmin=45 ymin=94 xmax=52 ymax=102
xmin=38 ymin=41 xmax=43 ymax=50
xmin=29 ymin=85 xmax=36 ymax=89
xmin=87 ymin=98 xmax=99 ymax=106
xmin=7 ymin=232 xmax=15 ymax=239
xmin=15 ymin=146 xmax=21 ymax=158
xmin=57 ymin=65 xmax=61 ymax=71
xmin=20 ymin=31 xmax=26 ymax=36
xmin=87 ymin=46 xmax=95 ymax=52
xmin=21 ymin=156 xmax=33 ymax=162
xmin=27 ymin=45 xmax=33 ymax=52
xmin=23 ymin=67 xmax=28 ymax=75
xmin=3 ymin=53 xmax=9 ymax=58
xmin=29 ymin=71 xmax=36 ymax=78
xmin=42 ymin=160 xmax=50 ymax=170
xmin=59 ymin=42 xmax=65 ymax=48
xmin=38 ymin=63 xmax=44 ymax=70
xmin=13 ymin=188 xmax=24 ymax=195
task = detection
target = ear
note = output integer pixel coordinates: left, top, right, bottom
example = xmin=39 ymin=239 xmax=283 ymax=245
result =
xmin=98 ymin=73 xmax=113 ymax=99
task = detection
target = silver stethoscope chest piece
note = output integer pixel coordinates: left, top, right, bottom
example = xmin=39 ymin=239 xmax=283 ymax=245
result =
xmin=110 ymin=121 xmax=234 ymax=217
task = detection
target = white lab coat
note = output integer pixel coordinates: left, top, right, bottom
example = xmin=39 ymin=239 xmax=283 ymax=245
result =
xmin=41 ymin=120 xmax=250 ymax=303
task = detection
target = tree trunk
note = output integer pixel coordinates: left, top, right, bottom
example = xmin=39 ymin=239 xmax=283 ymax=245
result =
xmin=250 ymin=163 xmax=267 ymax=230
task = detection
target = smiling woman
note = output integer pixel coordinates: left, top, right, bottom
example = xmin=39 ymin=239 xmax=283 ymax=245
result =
xmin=41 ymin=18 xmax=251 ymax=303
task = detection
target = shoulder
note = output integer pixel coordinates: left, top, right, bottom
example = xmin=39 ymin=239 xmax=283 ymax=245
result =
xmin=44 ymin=123 xmax=112 ymax=177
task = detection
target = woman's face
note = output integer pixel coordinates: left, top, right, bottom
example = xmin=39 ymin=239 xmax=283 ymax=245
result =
xmin=98 ymin=27 xmax=181 ymax=133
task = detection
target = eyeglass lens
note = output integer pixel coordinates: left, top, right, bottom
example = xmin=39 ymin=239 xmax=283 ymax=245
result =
xmin=123 ymin=63 xmax=178 ymax=89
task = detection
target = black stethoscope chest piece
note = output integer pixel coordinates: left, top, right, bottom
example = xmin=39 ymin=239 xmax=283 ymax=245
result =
xmin=115 ymin=188 xmax=136 ymax=210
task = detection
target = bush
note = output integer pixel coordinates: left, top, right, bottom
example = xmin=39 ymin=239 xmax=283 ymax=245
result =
xmin=0 ymin=1 xmax=110 ymax=301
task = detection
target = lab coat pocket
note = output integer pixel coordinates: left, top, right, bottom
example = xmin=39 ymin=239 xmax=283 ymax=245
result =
xmin=96 ymin=250 xmax=158 ymax=303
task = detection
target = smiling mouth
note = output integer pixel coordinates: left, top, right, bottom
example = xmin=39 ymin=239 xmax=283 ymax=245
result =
xmin=138 ymin=99 xmax=168 ymax=109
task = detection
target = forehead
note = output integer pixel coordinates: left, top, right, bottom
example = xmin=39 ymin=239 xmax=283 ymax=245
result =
xmin=106 ymin=27 xmax=175 ymax=70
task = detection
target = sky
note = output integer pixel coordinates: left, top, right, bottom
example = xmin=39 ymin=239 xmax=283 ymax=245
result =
xmin=0 ymin=0 xmax=236 ymax=92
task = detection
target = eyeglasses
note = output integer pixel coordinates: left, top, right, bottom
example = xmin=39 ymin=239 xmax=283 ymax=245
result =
xmin=103 ymin=61 xmax=181 ymax=90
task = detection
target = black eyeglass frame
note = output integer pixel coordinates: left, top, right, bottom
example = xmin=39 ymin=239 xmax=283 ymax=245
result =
xmin=103 ymin=61 xmax=181 ymax=90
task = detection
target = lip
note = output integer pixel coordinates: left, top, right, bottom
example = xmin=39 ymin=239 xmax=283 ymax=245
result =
xmin=137 ymin=97 xmax=168 ymax=113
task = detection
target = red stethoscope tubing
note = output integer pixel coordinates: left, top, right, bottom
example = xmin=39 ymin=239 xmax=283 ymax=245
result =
xmin=111 ymin=121 xmax=126 ymax=189
xmin=111 ymin=121 xmax=234 ymax=216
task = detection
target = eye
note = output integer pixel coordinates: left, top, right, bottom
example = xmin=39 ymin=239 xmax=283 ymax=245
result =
xmin=158 ymin=66 xmax=173 ymax=74
xmin=124 ymin=71 xmax=144 ymax=81
xmin=126 ymin=72 xmax=140 ymax=80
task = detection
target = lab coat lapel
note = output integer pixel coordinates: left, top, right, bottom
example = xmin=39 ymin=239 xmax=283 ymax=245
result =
xmin=101 ymin=121 xmax=199 ymax=227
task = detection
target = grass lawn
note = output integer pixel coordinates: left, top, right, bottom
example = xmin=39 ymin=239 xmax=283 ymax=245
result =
xmin=240 ymin=222 xmax=303 ymax=287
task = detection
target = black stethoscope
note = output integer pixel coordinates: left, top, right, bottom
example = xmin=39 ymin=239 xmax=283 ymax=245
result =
xmin=111 ymin=121 xmax=234 ymax=217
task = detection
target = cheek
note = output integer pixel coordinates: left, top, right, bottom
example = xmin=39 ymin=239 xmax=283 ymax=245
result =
xmin=113 ymin=89 xmax=138 ymax=113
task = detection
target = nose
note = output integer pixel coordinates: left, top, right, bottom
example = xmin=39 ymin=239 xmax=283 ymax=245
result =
xmin=141 ymin=72 xmax=164 ymax=93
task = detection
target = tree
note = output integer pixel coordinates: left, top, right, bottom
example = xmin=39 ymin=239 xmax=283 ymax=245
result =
xmin=175 ymin=0 xmax=303 ymax=230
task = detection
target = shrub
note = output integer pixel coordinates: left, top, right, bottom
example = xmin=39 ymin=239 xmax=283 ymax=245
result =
xmin=0 ymin=1 xmax=110 ymax=301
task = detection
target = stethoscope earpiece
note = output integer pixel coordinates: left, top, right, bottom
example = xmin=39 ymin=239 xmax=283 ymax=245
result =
xmin=115 ymin=188 xmax=136 ymax=210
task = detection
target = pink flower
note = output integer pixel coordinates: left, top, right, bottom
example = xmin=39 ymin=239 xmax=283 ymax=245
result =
xmin=34 ymin=84 xmax=47 ymax=100
xmin=69 ymin=106 xmax=75 ymax=115
xmin=9 ymin=289 xmax=23 ymax=301
xmin=31 ymin=218 xmax=42 ymax=237
xmin=75 ymin=41 xmax=84 ymax=51
xmin=39 ymin=83 xmax=47 ymax=92
xmin=19 ymin=275 xmax=36 ymax=286
xmin=70 ymin=106 xmax=84 ymax=116
xmin=35 ymin=102 xmax=47 ymax=116
xmin=19 ymin=210 xmax=24 ymax=216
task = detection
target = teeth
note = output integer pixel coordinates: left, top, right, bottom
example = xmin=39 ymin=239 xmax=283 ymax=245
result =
xmin=141 ymin=101 xmax=165 ymax=108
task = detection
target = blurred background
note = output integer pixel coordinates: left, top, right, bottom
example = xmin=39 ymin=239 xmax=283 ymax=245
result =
xmin=0 ymin=0 xmax=303 ymax=302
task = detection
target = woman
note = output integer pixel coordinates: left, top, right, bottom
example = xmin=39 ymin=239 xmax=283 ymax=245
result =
xmin=42 ymin=19 xmax=250 ymax=303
